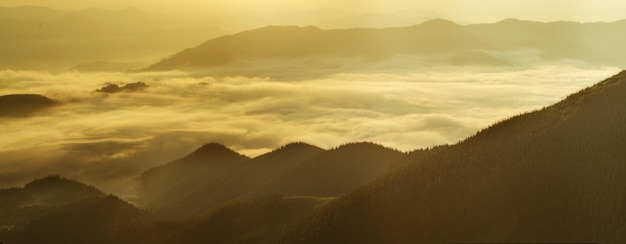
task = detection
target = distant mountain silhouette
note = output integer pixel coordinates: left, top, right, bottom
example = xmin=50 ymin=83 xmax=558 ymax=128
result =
xmin=0 ymin=175 xmax=103 ymax=230
xmin=0 ymin=195 xmax=173 ymax=244
xmin=0 ymin=94 xmax=58 ymax=117
xmin=142 ymin=21 xmax=489 ymax=73
xmin=278 ymin=70 xmax=626 ymax=243
xmin=142 ymin=19 xmax=626 ymax=77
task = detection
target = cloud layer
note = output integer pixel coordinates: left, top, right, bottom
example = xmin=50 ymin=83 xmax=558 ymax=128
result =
xmin=0 ymin=65 xmax=618 ymax=198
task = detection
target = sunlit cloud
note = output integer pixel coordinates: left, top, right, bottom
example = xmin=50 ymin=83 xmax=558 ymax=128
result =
xmin=0 ymin=65 xmax=619 ymax=198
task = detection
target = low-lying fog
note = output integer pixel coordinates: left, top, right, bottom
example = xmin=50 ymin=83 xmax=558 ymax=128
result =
xmin=0 ymin=65 xmax=618 ymax=199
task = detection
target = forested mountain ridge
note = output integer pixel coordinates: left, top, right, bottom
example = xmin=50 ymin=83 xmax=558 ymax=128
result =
xmin=0 ymin=195 xmax=175 ymax=244
xmin=137 ymin=142 xmax=406 ymax=220
xmin=278 ymin=70 xmax=626 ymax=243
xmin=0 ymin=175 xmax=104 ymax=229
xmin=138 ymin=143 xmax=250 ymax=218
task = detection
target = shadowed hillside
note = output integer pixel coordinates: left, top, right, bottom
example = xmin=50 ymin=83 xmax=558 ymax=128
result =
xmin=147 ymin=142 xmax=325 ymax=220
xmin=139 ymin=143 xmax=250 ymax=218
xmin=163 ymin=195 xmax=332 ymax=244
xmin=257 ymin=142 xmax=406 ymax=197
xmin=0 ymin=175 xmax=104 ymax=230
xmin=279 ymin=70 xmax=626 ymax=243
xmin=138 ymin=142 xmax=406 ymax=221
xmin=0 ymin=195 xmax=175 ymax=244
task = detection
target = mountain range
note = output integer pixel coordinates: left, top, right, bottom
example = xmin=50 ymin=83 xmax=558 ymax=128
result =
xmin=138 ymin=142 xmax=406 ymax=220
xmin=2 ymin=70 xmax=626 ymax=242
xmin=142 ymin=19 xmax=626 ymax=78
xmin=5 ymin=5 xmax=626 ymax=75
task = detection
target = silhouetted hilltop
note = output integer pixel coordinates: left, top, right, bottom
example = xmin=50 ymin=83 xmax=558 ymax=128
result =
xmin=419 ymin=18 xmax=458 ymax=27
xmin=258 ymin=142 xmax=405 ymax=197
xmin=139 ymin=143 xmax=249 ymax=218
xmin=149 ymin=142 xmax=326 ymax=220
xmin=0 ymin=94 xmax=58 ymax=117
xmin=244 ymin=142 xmax=325 ymax=171
xmin=0 ymin=175 xmax=104 ymax=230
xmin=1 ymin=195 xmax=172 ymax=244
xmin=180 ymin=143 xmax=249 ymax=163
xmin=23 ymin=175 xmax=104 ymax=205
xmin=136 ymin=142 xmax=409 ymax=221
xmin=279 ymin=70 xmax=626 ymax=243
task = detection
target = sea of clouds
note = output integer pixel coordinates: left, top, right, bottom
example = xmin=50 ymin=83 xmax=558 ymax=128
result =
xmin=0 ymin=65 xmax=619 ymax=199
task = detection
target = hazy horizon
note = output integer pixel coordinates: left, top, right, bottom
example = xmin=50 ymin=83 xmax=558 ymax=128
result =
xmin=2 ymin=0 xmax=626 ymax=23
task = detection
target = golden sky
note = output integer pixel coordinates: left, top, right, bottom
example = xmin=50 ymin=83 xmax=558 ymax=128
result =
xmin=1 ymin=0 xmax=626 ymax=22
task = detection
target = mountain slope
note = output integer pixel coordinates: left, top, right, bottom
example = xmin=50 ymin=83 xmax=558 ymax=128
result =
xmin=138 ymin=142 xmax=407 ymax=221
xmin=1 ymin=195 xmax=173 ymax=244
xmin=164 ymin=195 xmax=331 ymax=244
xmin=143 ymin=20 xmax=487 ymax=72
xmin=279 ymin=71 xmax=626 ymax=243
xmin=0 ymin=175 xmax=104 ymax=229
xmin=139 ymin=143 xmax=249 ymax=218
xmin=257 ymin=142 xmax=406 ymax=197
xmin=153 ymin=142 xmax=325 ymax=219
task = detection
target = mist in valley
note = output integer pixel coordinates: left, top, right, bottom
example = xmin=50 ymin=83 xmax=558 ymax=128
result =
xmin=2 ymin=1 xmax=626 ymax=243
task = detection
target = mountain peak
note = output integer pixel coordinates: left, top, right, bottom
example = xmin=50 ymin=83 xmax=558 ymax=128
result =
xmin=182 ymin=143 xmax=249 ymax=162
xmin=257 ymin=25 xmax=321 ymax=31
xmin=24 ymin=175 xmax=85 ymax=189
xmin=334 ymin=142 xmax=401 ymax=153
xmin=25 ymin=174 xmax=64 ymax=184
xmin=194 ymin=142 xmax=234 ymax=154
xmin=253 ymin=142 xmax=324 ymax=161
xmin=279 ymin=142 xmax=322 ymax=151
xmin=420 ymin=18 xmax=458 ymax=27
xmin=23 ymin=175 xmax=102 ymax=195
